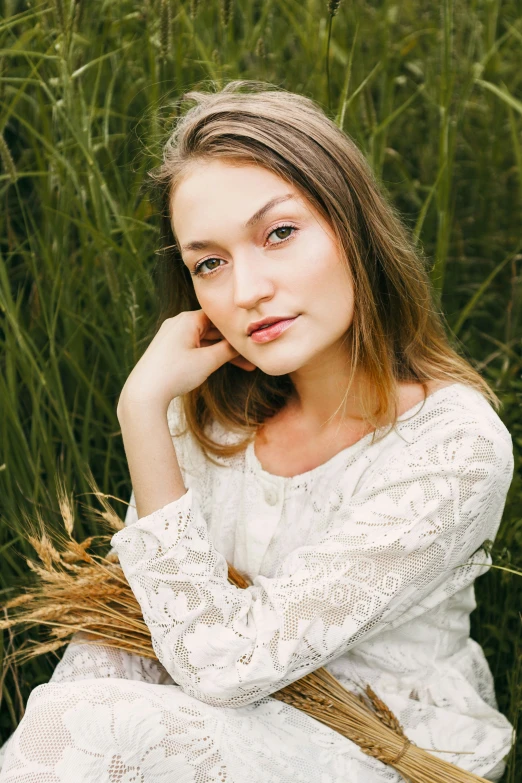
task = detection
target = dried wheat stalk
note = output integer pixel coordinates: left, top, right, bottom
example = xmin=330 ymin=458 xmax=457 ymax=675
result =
xmin=0 ymin=478 xmax=491 ymax=783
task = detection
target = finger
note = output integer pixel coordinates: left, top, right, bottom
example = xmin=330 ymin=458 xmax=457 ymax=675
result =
xmin=228 ymin=356 xmax=257 ymax=371
xmin=205 ymin=337 xmax=240 ymax=366
xmin=200 ymin=332 xmax=226 ymax=347
xmin=191 ymin=309 xmax=214 ymax=338
xmin=203 ymin=326 xmax=223 ymax=338
xmin=196 ymin=310 xmax=220 ymax=331
xmin=202 ymin=323 xmax=225 ymax=342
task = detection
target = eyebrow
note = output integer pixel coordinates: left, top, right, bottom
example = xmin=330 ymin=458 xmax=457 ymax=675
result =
xmin=180 ymin=193 xmax=296 ymax=253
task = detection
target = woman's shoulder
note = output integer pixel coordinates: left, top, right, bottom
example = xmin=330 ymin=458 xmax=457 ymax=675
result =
xmin=166 ymin=395 xmax=248 ymax=476
xmin=399 ymin=381 xmax=512 ymax=446
xmin=166 ymin=395 xmax=247 ymax=446
xmin=350 ymin=382 xmax=514 ymax=519
xmin=372 ymin=381 xmax=515 ymax=489
xmin=165 ymin=396 xmax=213 ymax=475
xmin=167 ymin=395 xmax=186 ymax=437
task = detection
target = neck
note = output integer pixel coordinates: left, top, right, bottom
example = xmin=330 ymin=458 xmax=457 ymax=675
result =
xmin=287 ymin=352 xmax=378 ymax=431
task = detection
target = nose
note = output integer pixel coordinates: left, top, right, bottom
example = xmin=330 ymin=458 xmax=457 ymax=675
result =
xmin=232 ymin=251 xmax=275 ymax=310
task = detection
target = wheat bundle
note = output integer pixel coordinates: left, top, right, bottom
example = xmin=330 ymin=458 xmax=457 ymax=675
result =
xmin=0 ymin=481 xmax=491 ymax=783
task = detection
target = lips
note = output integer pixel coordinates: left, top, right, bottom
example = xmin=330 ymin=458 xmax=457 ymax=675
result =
xmin=248 ymin=316 xmax=299 ymax=343
xmin=247 ymin=316 xmax=297 ymax=335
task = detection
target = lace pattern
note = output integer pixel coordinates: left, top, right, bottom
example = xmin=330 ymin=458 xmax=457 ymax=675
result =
xmin=0 ymin=383 xmax=514 ymax=782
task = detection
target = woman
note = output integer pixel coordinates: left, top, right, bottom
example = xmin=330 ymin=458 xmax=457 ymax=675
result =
xmin=0 ymin=80 xmax=514 ymax=782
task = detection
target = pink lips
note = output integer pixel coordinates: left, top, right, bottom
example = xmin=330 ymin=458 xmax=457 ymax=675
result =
xmin=249 ymin=317 xmax=298 ymax=343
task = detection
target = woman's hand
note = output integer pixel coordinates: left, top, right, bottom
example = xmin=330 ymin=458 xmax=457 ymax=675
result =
xmin=118 ymin=310 xmax=256 ymax=413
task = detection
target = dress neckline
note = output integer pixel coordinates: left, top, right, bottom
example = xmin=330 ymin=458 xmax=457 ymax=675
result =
xmin=247 ymin=382 xmax=464 ymax=484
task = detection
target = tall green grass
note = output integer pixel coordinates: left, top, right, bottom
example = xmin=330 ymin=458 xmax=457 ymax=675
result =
xmin=0 ymin=0 xmax=521 ymax=777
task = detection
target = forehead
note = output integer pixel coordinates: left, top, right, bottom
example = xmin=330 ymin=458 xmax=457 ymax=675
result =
xmin=170 ymin=160 xmax=303 ymax=236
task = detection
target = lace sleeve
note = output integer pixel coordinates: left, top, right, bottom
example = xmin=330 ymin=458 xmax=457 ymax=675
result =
xmin=110 ymin=418 xmax=514 ymax=709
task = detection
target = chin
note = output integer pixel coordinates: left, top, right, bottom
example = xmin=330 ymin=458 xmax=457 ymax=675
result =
xmin=254 ymin=356 xmax=307 ymax=377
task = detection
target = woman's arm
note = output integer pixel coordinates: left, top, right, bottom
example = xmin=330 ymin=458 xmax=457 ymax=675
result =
xmin=110 ymin=415 xmax=514 ymax=709
xmin=115 ymin=308 xmax=246 ymax=519
xmin=117 ymin=398 xmax=187 ymax=519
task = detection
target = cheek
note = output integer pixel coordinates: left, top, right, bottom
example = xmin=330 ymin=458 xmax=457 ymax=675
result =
xmin=299 ymin=237 xmax=352 ymax=300
xmin=195 ymin=292 xmax=231 ymax=332
xmin=328 ymin=271 xmax=355 ymax=322
xmin=194 ymin=288 xmax=216 ymax=314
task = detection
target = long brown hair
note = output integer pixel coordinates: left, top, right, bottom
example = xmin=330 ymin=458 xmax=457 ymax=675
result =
xmin=149 ymin=79 xmax=498 ymax=461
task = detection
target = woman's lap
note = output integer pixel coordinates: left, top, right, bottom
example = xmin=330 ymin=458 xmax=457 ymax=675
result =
xmin=0 ymin=641 xmax=507 ymax=782
xmin=47 ymin=634 xmax=176 ymax=687
xmin=0 ymin=677 xmax=405 ymax=783
xmin=0 ymin=641 xmax=402 ymax=783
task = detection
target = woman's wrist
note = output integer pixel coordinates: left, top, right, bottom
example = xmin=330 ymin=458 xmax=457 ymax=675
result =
xmin=117 ymin=386 xmax=174 ymax=423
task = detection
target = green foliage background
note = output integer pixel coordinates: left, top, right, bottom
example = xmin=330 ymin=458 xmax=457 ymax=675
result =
xmin=0 ymin=0 xmax=521 ymax=777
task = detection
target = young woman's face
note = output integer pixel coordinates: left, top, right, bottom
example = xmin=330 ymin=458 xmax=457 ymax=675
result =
xmin=171 ymin=160 xmax=355 ymax=376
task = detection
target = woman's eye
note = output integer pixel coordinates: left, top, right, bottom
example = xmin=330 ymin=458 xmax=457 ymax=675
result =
xmin=194 ymin=258 xmax=223 ymax=276
xmin=268 ymin=225 xmax=296 ymax=243
xmin=193 ymin=225 xmax=296 ymax=277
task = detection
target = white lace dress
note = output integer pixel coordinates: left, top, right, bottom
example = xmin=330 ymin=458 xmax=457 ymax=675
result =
xmin=0 ymin=382 xmax=515 ymax=782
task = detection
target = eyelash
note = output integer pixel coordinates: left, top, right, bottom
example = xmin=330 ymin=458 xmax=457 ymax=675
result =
xmin=192 ymin=223 xmax=298 ymax=278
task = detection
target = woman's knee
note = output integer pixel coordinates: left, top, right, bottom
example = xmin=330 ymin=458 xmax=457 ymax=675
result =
xmin=0 ymin=680 xmax=223 ymax=782
xmin=49 ymin=636 xmax=174 ymax=685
